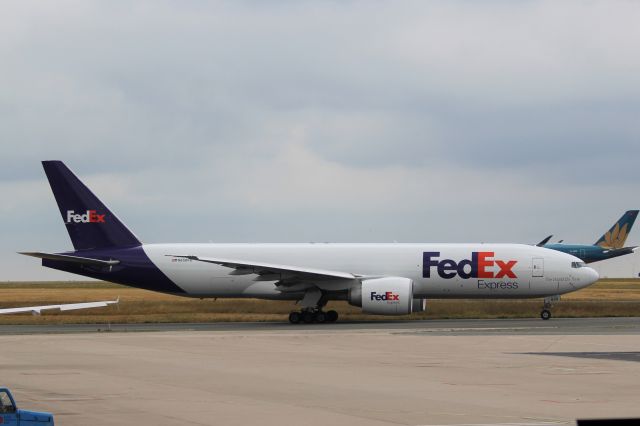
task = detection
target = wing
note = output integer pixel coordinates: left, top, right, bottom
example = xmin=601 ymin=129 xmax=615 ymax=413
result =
xmin=0 ymin=298 xmax=119 ymax=315
xmin=168 ymin=255 xmax=361 ymax=290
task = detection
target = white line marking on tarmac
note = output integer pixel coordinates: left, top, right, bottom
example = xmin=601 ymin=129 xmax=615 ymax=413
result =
xmin=412 ymin=327 xmax=557 ymax=332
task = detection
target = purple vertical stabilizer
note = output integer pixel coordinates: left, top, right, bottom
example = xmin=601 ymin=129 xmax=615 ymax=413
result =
xmin=42 ymin=161 xmax=142 ymax=251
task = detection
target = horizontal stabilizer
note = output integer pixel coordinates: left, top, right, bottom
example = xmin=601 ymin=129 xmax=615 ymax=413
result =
xmin=18 ymin=252 xmax=120 ymax=266
xmin=0 ymin=298 xmax=119 ymax=315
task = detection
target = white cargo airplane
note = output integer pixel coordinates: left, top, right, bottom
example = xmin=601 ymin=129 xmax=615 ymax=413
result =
xmin=21 ymin=161 xmax=599 ymax=323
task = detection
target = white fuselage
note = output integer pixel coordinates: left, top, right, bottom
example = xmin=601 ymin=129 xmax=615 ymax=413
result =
xmin=142 ymin=243 xmax=599 ymax=299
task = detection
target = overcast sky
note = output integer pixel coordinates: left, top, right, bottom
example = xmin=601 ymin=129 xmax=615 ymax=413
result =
xmin=2 ymin=1 xmax=640 ymax=280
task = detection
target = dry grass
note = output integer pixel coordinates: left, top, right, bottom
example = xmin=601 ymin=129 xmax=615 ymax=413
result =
xmin=0 ymin=279 xmax=638 ymax=324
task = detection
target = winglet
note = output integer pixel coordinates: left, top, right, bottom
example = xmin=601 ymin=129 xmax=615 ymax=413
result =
xmin=536 ymin=235 xmax=553 ymax=247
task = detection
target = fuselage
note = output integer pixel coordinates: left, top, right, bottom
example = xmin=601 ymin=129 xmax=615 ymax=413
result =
xmin=44 ymin=243 xmax=599 ymax=300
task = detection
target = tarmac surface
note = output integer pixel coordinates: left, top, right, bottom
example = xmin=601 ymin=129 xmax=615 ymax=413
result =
xmin=1 ymin=318 xmax=639 ymax=425
xmin=0 ymin=316 xmax=639 ymax=335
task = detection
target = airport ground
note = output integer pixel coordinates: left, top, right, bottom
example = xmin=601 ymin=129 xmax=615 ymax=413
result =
xmin=0 ymin=318 xmax=638 ymax=426
xmin=0 ymin=279 xmax=639 ymax=324
xmin=1 ymin=280 xmax=639 ymax=425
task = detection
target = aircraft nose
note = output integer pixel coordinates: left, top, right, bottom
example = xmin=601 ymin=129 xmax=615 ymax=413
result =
xmin=584 ymin=267 xmax=599 ymax=285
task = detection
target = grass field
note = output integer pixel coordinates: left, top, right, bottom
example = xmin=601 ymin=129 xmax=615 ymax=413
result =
xmin=0 ymin=279 xmax=639 ymax=324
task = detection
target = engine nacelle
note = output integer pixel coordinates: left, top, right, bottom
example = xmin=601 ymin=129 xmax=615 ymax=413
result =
xmin=348 ymin=277 xmax=425 ymax=315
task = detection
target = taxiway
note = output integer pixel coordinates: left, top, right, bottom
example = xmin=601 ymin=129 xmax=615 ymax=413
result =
xmin=1 ymin=318 xmax=638 ymax=425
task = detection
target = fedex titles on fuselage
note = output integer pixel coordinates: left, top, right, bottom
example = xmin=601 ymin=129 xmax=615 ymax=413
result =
xmin=423 ymin=251 xmax=519 ymax=290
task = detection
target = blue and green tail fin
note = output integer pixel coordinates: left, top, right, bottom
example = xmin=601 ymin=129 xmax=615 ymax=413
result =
xmin=595 ymin=210 xmax=639 ymax=249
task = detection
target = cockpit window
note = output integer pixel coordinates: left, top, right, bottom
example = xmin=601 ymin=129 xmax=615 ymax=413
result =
xmin=571 ymin=261 xmax=586 ymax=268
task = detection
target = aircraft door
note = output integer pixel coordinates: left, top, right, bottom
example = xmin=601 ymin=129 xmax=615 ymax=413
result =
xmin=532 ymin=258 xmax=544 ymax=277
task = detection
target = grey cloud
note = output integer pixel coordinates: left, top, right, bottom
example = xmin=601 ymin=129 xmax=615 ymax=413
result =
xmin=1 ymin=1 xmax=639 ymax=279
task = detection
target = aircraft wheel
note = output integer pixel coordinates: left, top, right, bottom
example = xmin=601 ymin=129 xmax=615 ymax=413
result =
xmin=326 ymin=310 xmax=339 ymax=322
xmin=289 ymin=311 xmax=301 ymax=324
xmin=302 ymin=311 xmax=315 ymax=324
xmin=315 ymin=311 xmax=326 ymax=323
xmin=540 ymin=309 xmax=552 ymax=320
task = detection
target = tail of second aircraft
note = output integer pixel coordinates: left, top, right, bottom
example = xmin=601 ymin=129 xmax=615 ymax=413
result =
xmin=595 ymin=210 xmax=639 ymax=249
xmin=42 ymin=161 xmax=141 ymax=251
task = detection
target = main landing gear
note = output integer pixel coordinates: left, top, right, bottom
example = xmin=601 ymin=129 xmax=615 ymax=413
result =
xmin=288 ymin=309 xmax=338 ymax=324
xmin=540 ymin=295 xmax=559 ymax=320
xmin=289 ymin=288 xmax=339 ymax=324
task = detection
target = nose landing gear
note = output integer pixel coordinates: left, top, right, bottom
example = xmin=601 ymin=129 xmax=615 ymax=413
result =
xmin=540 ymin=295 xmax=560 ymax=320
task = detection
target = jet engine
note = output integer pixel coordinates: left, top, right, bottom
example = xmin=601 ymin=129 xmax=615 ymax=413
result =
xmin=348 ymin=277 xmax=426 ymax=315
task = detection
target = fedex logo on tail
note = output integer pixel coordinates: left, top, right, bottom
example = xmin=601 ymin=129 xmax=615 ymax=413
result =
xmin=370 ymin=291 xmax=400 ymax=302
xmin=423 ymin=252 xmax=517 ymax=279
xmin=66 ymin=210 xmax=106 ymax=224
